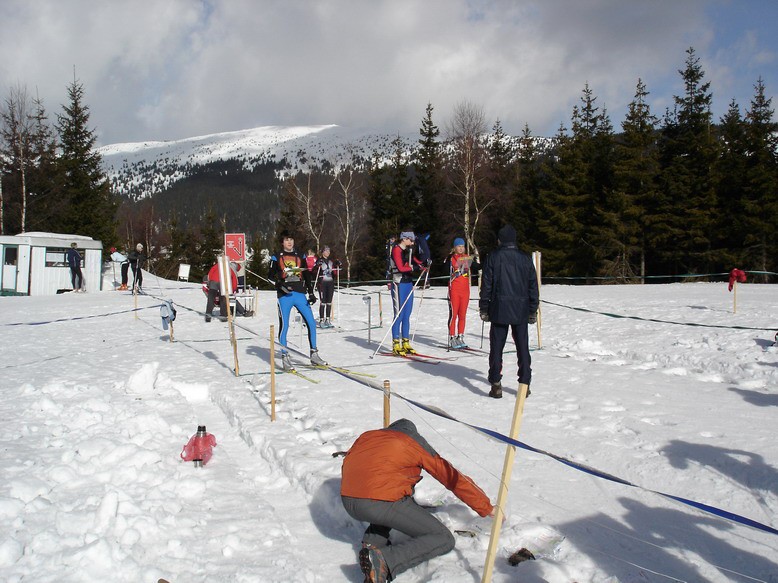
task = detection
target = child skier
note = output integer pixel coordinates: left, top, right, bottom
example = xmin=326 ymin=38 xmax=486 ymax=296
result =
xmin=445 ymin=237 xmax=479 ymax=348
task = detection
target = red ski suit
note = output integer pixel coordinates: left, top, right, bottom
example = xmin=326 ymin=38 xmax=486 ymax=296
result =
xmin=448 ymin=253 xmax=473 ymax=336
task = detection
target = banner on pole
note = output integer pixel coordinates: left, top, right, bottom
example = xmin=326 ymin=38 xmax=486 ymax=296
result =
xmin=225 ymin=233 xmax=246 ymax=262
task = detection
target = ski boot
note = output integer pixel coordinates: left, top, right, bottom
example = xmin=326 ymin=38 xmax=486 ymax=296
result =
xmin=402 ymin=338 xmax=417 ymax=355
xmin=280 ymin=352 xmax=294 ymax=372
xmin=449 ymin=336 xmax=458 ymax=349
xmin=457 ymin=334 xmax=468 ymax=349
xmin=324 ymin=318 xmax=332 ymax=328
xmin=392 ymin=339 xmax=407 ymax=356
xmin=310 ymin=349 xmax=327 ymax=367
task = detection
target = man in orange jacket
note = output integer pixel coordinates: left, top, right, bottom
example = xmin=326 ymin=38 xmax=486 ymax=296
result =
xmin=341 ymin=419 xmax=494 ymax=582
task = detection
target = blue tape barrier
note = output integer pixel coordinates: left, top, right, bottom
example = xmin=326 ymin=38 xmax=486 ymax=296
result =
xmin=397 ymin=395 xmax=778 ymax=537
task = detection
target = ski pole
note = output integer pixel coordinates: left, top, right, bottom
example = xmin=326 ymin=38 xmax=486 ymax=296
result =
xmin=370 ymin=270 xmax=426 ymax=358
xmin=480 ymin=319 xmax=485 ymax=349
xmin=410 ymin=267 xmax=431 ymax=342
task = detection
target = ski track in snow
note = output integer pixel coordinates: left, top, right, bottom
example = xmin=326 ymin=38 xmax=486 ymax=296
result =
xmin=0 ymin=278 xmax=776 ymax=582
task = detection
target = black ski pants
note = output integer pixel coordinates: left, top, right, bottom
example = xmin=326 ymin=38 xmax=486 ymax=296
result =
xmin=487 ymin=321 xmax=532 ymax=386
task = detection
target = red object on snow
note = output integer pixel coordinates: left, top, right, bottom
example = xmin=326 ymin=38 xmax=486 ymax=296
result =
xmin=180 ymin=426 xmax=217 ymax=466
xmin=728 ymin=268 xmax=747 ymax=292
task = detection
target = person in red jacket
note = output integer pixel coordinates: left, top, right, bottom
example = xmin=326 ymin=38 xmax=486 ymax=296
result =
xmin=204 ymin=258 xmax=238 ymax=322
xmin=341 ymin=418 xmax=494 ymax=583
xmin=445 ymin=237 xmax=480 ymax=349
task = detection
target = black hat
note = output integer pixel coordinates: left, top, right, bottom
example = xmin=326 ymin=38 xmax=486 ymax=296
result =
xmin=497 ymin=225 xmax=516 ymax=244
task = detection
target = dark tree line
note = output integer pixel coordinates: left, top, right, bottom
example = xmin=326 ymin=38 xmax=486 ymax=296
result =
xmin=4 ymin=47 xmax=775 ymax=286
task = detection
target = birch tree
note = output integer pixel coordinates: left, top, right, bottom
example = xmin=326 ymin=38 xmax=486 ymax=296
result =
xmin=329 ymin=157 xmax=368 ymax=282
xmin=1 ymin=84 xmax=33 ymax=233
xmin=445 ymin=100 xmax=491 ymax=258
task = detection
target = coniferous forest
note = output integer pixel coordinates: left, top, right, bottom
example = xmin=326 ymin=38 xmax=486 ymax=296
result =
xmin=1 ymin=48 xmax=776 ymax=286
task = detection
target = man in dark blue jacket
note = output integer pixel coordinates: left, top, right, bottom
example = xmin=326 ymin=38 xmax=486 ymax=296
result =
xmin=478 ymin=225 xmax=539 ymax=398
xmin=66 ymin=242 xmax=84 ymax=292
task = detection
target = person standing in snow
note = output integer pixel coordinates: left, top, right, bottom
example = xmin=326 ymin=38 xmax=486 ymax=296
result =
xmin=444 ymin=237 xmax=479 ymax=349
xmin=479 ymin=225 xmax=539 ymax=399
xmin=388 ymin=231 xmax=426 ymax=355
xmin=341 ymin=418 xmax=494 ymax=583
xmin=66 ymin=242 xmax=84 ymax=292
xmin=204 ymin=258 xmax=238 ymax=322
xmin=110 ymin=247 xmax=130 ymax=290
xmin=313 ymin=246 xmax=339 ymax=328
xmin=127 ymin=243 xmax=146 ymax=292
xmin=268 ymin=231 xmax=327 ymax=369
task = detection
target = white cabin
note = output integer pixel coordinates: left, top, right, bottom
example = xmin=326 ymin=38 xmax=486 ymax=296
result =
xmin=0 ymin=232 xmax=104 ymax=296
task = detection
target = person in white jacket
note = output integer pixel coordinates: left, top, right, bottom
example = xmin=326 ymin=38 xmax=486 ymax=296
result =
xmin=110 ymin=247 xmax=130 ymax=290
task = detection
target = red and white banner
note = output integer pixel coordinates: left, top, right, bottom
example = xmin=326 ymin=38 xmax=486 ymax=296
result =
xmin=224 ymin=233 xmax=246 ymax=262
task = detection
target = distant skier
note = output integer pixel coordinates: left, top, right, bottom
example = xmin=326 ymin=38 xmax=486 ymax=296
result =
xmin=313 ymin=246 xmax=339 ymax=328
xmin=110 ymin=247 xmax=130 ymax=290
xmin=66 ymin=242 xmax=84 ymax=292
xmin=340 ymin=418 xmax=494 ymax=583
xmin=444 ymin=237 xmax=479 ymax=348
xmin=268 ymin=231 xmax=327 ymax=370
xmin=127 ymin=243 xmax=146 ymax=292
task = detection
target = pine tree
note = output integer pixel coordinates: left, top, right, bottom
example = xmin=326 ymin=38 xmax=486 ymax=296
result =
xmin=512 ymin=124 xmax=542 ymax=250
xmin=713 ymin=99 xmax=748 ymax=267
xmin=55 ymin=77 xmax=117 ymax=245
xmin=26 ymin=93 xmax=62 ymax=232
xmin=613 ymin=79 xmax=659 ymax=279
xmin=657 ymin=48 xmax=718 ymax=274
xmin=742 ymin=77 xmax=778 ymax=278
xmin=415 ymin=103 xmax=443 ymax=235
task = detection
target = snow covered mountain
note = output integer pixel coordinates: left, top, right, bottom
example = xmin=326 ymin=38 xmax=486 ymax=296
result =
xmin=98 ymin=125 xmax=417 ymax=200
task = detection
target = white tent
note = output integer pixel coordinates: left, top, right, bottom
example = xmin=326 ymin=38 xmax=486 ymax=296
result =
xmin=0 ymin=232 xmax=103 ymax=296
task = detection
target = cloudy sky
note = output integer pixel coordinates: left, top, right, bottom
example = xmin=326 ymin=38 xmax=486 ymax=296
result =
xmin=1 ymin=0 xmax=776 ymax=146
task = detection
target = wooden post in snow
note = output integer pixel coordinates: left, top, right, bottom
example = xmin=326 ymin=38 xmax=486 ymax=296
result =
xmin=378 ymin=291 xmax=384 ymax=327
xmin=533 ymin=251 xmax=542 ymax=348
xmin=383 ymin=380 xmax=391 ymax=428
xmin=270 ymin=325 xmax=277 ymax=422
xmin=219 ymin=256 xmax=239 ymax=376
xmin=481 ymin=383 xmax=530 ymax=583
xmin=733 ymin=280 xmax=738 ymax=314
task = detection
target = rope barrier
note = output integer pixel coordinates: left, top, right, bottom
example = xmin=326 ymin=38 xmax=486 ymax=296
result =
xmin=541 ymin=299 xmax=778 ymax=331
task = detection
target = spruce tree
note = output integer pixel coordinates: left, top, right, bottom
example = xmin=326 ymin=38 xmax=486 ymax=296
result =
xmin=713 ymin=99 xmax=748 ymax=267
xmin=657 ymin=48 xmax=718 ymax=274
xmin=55 ymin=77 xmax=117 ymax=245
xmin=512 ymin=124 xmax=542 ymax=250
xmin=742 ymin=77 xmax=778 ymax=278
xmin=613 ymin=79 xmax=659 ymax=279
xmin=26 ymin=94 xmax=62 ymax=232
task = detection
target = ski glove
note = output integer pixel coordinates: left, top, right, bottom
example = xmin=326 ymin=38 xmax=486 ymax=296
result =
xmin=479 ymin=311 xmax=490 ymax=322
xmin=527 ymin=311 xmax=537 ymax=325
xmin=307 ymin=294 xmax=317 ymax=305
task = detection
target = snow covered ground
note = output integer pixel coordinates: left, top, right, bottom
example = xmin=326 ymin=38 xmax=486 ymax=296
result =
xmin=1 ymin=271 xmax=777 ymax=582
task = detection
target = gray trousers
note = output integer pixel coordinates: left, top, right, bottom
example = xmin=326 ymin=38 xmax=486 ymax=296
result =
xmin=341 ymin=495 xmax=455 ymax=578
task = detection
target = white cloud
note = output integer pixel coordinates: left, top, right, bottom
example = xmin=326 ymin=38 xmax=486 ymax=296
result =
xmin=1 ymin=0 xmax=774 ymax=144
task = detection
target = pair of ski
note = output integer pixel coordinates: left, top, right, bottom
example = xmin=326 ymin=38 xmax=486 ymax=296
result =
xmin=277 ymin=361 xmax=377 ymax=383
xmin=378 ymin=351 xmax=456 ymax=365
xmin=444 ymin=344 xmax=489 ymax=355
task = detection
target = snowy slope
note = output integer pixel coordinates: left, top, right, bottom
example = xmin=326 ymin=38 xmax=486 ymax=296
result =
xmin=0 ymin=273 xmax=777 ymax=582
xmin=97 ymin=125 xmax=415 ymax=199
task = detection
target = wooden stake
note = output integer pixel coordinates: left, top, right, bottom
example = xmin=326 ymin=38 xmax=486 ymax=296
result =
xmin=733 ymin=280 xmax=737 ymax=314
xmin=378 ymin=291 xmax=384 ymax=327
xmin=220 ymin=256 xmax=240 ymax=376
xmin=383 ymin=380 xmax=391 ymax=428
xmin=534 ymin=251 xmax=542 ymax=348
xmin=169 ymin=321 xmax=174 ymax=343
xmin=481 ymin=383 xmax=530 ymax=583
xmin=270 ymin=325 xmax=276 ymax=422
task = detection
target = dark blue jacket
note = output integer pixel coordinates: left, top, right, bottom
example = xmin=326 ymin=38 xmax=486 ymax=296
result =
xmin=479 ymin=243 xmax=539 ymax=325
xmin=66 ymin=248 xmax=82 ymax=270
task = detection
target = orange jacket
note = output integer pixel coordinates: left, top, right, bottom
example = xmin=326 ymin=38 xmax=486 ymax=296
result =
xmin=341 ymin=425 xmax=493 ymax=517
